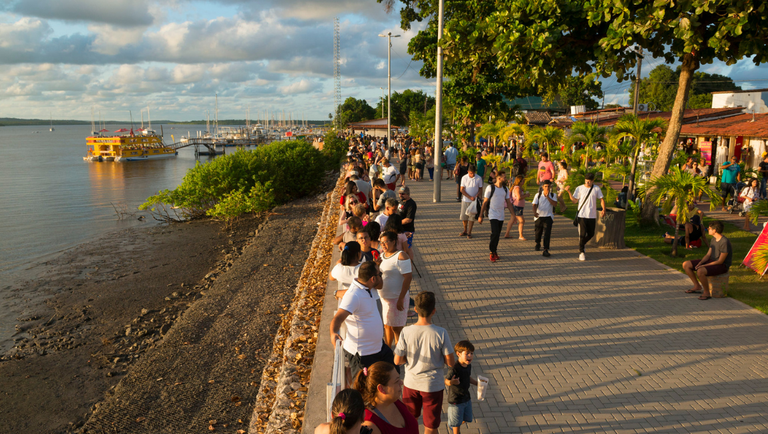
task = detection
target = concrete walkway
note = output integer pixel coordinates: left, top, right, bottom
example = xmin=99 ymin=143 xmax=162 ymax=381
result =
xmin=401 ymin=176 xmax=768 ymax=433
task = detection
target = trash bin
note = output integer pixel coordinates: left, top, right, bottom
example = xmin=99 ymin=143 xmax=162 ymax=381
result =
xmin=594 ymin=207 xmax=626 ymax=249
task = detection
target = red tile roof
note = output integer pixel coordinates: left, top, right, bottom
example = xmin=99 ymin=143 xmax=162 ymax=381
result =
xmin=680 ymin=113 xmax=768 ymax=138
xmin=594 ymin=107 xmax=744 ymax=127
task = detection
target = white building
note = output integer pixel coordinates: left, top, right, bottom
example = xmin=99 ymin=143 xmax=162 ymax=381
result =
xmin=711 ymin=88 xmax=768 ymax=113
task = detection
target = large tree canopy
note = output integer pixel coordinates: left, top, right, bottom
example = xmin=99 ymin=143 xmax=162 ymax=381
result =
xmin=629 ymin=65 xmax=741 ymax=111
xmin=543 ymin=74 xmax=604 ymax=111
xmin=338 ymin=97 xmax=376 ymax=127
xmin=374 ymin=89 xmax=436 ymax=127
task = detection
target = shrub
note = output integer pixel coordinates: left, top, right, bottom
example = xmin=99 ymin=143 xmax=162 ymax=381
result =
xmin=321 ymin=129 xmax=348 ymax=167
xmin=140 ymin=140 xmax=326 ymax=221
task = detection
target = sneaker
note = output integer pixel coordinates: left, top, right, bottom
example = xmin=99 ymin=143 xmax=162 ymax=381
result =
xmin=578 ymin=252 xmax=586 ymax=261
xmin=456 ymin=197 xmax=461 ymax=202
xmin=489 ymin=253 xmax=497 ymax=262
xmin=534 ymin=244 xmax=541 ymax=251
xmin=542 ymin=250 xmax=551 ymax=257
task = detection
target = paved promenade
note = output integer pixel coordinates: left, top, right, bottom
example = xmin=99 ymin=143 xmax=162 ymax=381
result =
xmin=402 ymin=176 xmax=768 ymax=433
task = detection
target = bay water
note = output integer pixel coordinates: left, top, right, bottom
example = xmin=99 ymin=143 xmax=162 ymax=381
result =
xmin=0 ymin=124 xmax=233 ymax=277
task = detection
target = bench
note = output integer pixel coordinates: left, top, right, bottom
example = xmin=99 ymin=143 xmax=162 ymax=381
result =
xmin=708 ymin=273 xmax=730 ymax=298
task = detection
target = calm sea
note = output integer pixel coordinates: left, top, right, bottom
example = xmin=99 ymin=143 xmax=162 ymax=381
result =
xmin=0 ymin=124 xmax=234 ymax=276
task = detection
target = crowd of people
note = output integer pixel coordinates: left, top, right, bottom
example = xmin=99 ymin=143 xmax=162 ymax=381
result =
xmin=324 ymin=135 xmax=487 ymax=434
xmin=320 ymin=133 xmax=739 ymax=434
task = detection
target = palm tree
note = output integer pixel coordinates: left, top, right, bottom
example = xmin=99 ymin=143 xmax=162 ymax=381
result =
xmin=501 ymin=124 xmax=528 ymax=156
xmin=644 ymin=167 xmax=717 ymax=256
xmin=610 ymin=115 xmax=667 ymax=202
xmin=528 ymin=126 xmax=564 ymax=156
xmin=477 ymin=120 xmax=507 ymax=152
xmin=569 ymin=122 xmax=607 ymax=168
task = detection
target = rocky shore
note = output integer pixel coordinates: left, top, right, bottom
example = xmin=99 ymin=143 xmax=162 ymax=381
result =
xmin=0 ymin=187 xmax=331 ymax=433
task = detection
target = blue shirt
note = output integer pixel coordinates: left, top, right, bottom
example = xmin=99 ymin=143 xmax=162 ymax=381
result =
xmin=721 ymin=162 xmax=740 ymax=184
xmin=444 ymin=146 xmax=459 ymax=165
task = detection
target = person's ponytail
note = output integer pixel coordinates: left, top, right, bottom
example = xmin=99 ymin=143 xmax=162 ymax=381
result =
xmin=327 ymin=389 xmax=365 ymax=434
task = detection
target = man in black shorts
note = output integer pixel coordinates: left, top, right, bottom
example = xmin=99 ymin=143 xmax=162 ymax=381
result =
xmin=682 ymin=221 xmax=732 ymax=300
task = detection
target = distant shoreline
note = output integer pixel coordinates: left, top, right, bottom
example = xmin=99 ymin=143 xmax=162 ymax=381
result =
xmin=0 ymin=118 xmax=334 ymax=127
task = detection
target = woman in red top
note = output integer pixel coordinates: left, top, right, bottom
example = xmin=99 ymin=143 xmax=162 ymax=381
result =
xmin=354 ymin=362 xmax=418 ymax=434
xmin=340 ymin=181 xmax=367 ymax=209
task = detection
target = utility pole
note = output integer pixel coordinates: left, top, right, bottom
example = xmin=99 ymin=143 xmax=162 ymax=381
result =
xmin=433 ymin=0 xmax=445 ymax=202
xmin=379 ymin=31 xmax=400 ymax=147
xmin=632 ymin=47 xmax=643 ymax=115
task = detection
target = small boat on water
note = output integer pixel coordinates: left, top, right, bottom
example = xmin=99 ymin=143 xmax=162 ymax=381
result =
xmin=84 ymin=129 xmax=177 ymax=162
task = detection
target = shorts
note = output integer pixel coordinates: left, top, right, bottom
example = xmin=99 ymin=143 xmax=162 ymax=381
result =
xmin=343 ymin=341 xmax=396 ymax=380
xmin=689 ymin=259 xmax=729 ymax=277
xmin=512 ymin=205 xmax=524 ymax=216
xmin=720 ymin=182 xmax=735 ymax=198
xmin=460 ymin=201 xmax=476 ymax=221
xmin=402 ymin=386 xmax=443 ymax=429
xmin=447 ymin=400 xmax=473 ymax=428
xmin=386 ymin=182 xmax=396 ymax=191
xmin=381 ymin=292 xmax=409 ymax=327
xmin=447 ymin=163 xmax=455 ymax=172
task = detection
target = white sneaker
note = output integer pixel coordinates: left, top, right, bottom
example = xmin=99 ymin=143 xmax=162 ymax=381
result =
xmin=578 ymin=252 xmax=586 ymax=261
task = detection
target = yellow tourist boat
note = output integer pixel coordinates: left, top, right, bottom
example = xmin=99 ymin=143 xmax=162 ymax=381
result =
xmin=84 ymin=129 xmax=178 ymax=162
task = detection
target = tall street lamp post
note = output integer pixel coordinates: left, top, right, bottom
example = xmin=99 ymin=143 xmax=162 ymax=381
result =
xmin=433 ymin=0 xmax=445 ymax=202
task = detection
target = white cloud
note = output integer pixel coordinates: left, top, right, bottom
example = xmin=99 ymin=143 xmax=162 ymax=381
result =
xmin=279 ymin=79 xmax=321 ymax=95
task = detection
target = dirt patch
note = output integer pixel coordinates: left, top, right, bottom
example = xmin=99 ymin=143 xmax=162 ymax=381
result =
xmin=0 ymin=194 xmax=326 ymax=434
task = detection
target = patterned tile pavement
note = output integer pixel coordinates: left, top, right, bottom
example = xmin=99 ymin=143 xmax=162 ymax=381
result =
xmin=402 ymin=176 xmax=768 ymax=434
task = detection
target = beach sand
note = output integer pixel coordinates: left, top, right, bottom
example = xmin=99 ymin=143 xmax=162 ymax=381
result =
xmin=0 ymin=194 xmax=326 ymax=434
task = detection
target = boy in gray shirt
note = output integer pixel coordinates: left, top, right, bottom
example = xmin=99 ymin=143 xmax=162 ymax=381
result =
xmin=394 ymin=292 xmax=455 ymax=434
xmin=682 ymin=220 xmax=733 ymax=300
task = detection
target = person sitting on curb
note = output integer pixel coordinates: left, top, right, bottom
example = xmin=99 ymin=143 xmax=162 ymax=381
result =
xmin=682 ymin=220 xmax=733 ymax=300
xmin=663 ymin=204 xmax=708 ymax=249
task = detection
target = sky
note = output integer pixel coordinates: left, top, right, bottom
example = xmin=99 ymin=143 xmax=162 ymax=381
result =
xmin=0 ymin=0 xmax=767 ymax=122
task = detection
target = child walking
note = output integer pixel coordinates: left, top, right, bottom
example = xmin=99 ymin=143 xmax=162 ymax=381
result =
xmin=393 ymin=292 xmax=455 ymax=434
xmin=445 ymin=340 xmax=478 ymax=434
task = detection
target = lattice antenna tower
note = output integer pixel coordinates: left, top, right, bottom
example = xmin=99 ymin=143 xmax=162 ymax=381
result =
xmin=333 ymin=17 xmax=342 ymax=130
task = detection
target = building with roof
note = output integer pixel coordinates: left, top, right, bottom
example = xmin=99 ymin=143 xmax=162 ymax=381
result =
xmin=346 ymin=118 xmax=399 ymax=138
xmin=680 ymin=112 xmax=768 ymax=170
xmin=712 ymin=88 xmax=768 ymax=114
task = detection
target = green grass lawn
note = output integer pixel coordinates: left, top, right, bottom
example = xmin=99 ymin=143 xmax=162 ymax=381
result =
xmin=525 ymin=183 xmax=768 ymax=314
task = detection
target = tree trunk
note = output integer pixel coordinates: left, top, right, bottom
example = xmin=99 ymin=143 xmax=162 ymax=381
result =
xmin=628 ymin=145 xmax=640 ymax=201
xmin=640 ymin=53 xmax=699 ymax=224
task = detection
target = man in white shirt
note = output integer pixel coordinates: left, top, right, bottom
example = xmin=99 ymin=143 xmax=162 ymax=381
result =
xmin=375 ymin=198 xmax=398 ymax=228
xmin=478 ymin=171 xmax=510 ymax=262
xmin=330 ymin=261 xmax=395 ymax=379
xmin=532 ymin=180 xmax=558 ymax=257
xmin=564 ymin=172 xmax=606 ymax=261
xmin=381 ymin=159 xmax=400 ymax=191
xmin=459 ymin=164 xmax=483 ymax=239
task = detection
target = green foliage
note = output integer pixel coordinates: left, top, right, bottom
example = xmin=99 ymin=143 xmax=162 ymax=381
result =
xmin=374 ymin=89 xmax=436 ymax=127
xmin=543 ymin=74 xmax=604 ymax=111
xmin=338 ymin=97 xmax=376 ymax=127
xmin=207 ymin=182 xmax=275 ymax=225
xmin=322 ymin=129 xmax=348 ymax=166
xmin=140 ymin=140 xmax=326 ymax=221
xmin=628 ymin=65 xmax=741 ymax=111
xmin=569 ymin=122 xmax=608 ymax=168
xmin=528 ymin=126 xmax=564 ymax=156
